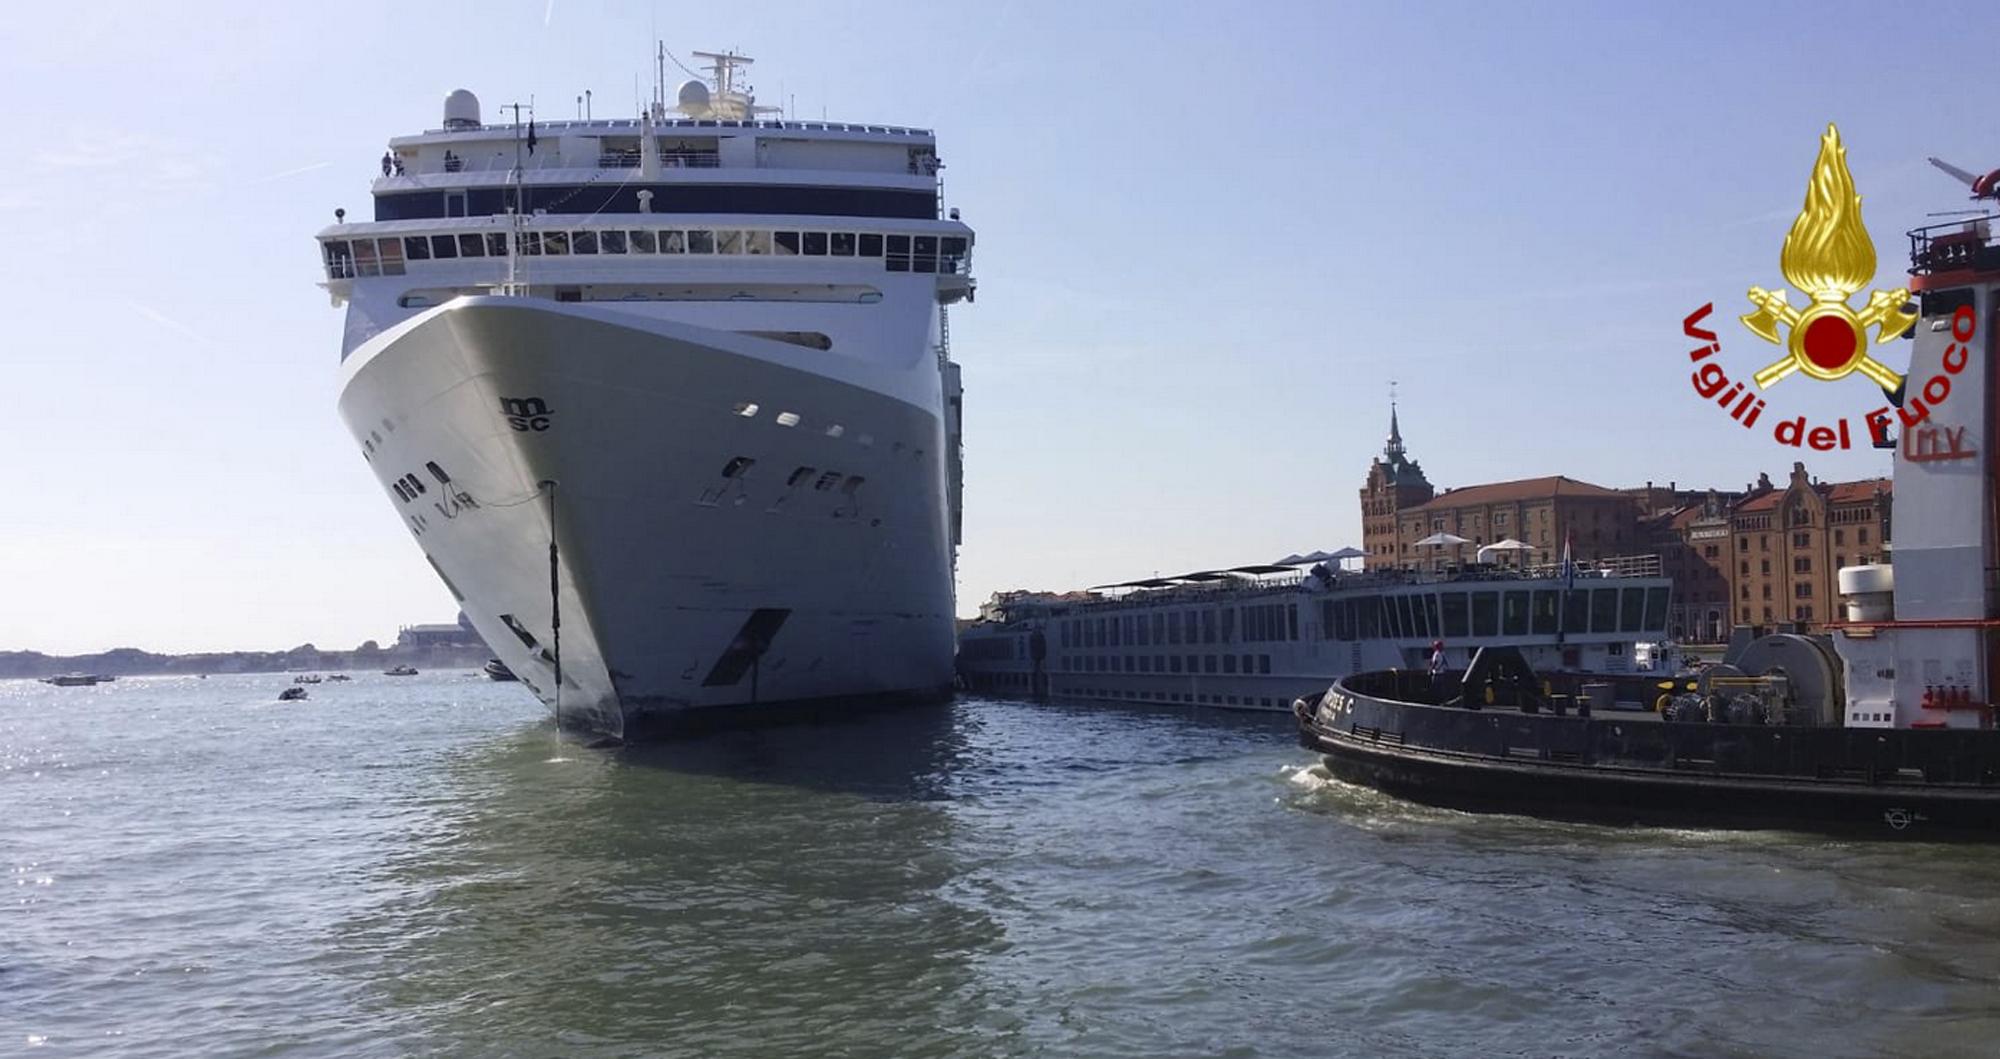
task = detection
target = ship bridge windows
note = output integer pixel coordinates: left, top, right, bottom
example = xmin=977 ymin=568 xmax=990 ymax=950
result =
xmin=1563 ymin=590 xmax=1590 ymax=634
xmin=1502 ymin=591 xmax=1529 ymax=636
xmin=1620 ymin=588 xmax=1647 ymax=632
xmin=1644 ymin=586 xmax=1669 ymax=631
xmin=1532 ymin=590 xmax=1559 ymax=635
xmin=1470 ymin=591 xmax=1498 ymax=637
xmin=326 ymin=224 xmax=964 ymax=281
xmin=1440 ymin=592 xmax=1468 ymax=638
xmin=1590 ymin=588 xmax=1620 ymax=634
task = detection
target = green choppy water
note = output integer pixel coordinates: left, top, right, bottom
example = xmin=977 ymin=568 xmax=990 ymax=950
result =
xmin=7 ymin=672 xmax=2000 ymax=1057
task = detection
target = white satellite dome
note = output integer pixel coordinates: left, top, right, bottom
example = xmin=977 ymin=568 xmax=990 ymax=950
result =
xmin=442 ymin=89 xmax=481 ymax=130
xmin=676 ymin=78 xmax=711 ymax=114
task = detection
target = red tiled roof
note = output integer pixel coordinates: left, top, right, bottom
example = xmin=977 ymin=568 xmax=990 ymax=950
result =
xmin=1737 ymin=477 xmax=1889 ymax=512
xmin=1827 ymin=478 xmax=1891 ymax=504
xmin=1411 ymin=475 xmax=1623 ymax=511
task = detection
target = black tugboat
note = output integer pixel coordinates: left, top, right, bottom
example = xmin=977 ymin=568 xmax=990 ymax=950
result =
xmin=1297 ymin=142 xmax=2000 ymax=840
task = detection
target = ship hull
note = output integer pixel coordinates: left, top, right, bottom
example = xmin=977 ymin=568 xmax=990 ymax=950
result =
xmin=338 ymin=296 xmax=956 ymax=740
xmin=1299 ymin=673 xmax=2000 ymax=839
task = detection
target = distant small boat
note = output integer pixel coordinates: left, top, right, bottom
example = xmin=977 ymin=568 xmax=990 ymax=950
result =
xmin=383 ymin=664 xmax=419 ymax=676
xmin=278 ymin=686 xmax=309 ymax=701
xmin=483 ymin=659 xmax=518 ymax=682
xmin=293 ymin=674 xmax=322 ymax=685
xmin=41 ymin=674 xmax=114 ymax=687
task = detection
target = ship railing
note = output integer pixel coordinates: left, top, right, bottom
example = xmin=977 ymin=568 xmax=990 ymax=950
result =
xmin=1908 ymin=217 xmax=2000 ymax=277
xmin=424 ymin=118 xmax=934 ymax=137
xmin=1518 ymin=553 xmax=1662 ymax=580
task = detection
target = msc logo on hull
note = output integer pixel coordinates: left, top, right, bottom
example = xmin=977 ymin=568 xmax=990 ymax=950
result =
xmin=499 ymin=396 xmax=554 ymax=432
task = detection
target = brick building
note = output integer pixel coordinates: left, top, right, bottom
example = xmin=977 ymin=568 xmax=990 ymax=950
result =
xmin=1354 ymin=410 xmax=1892 ymax=641
xmin=1728 ymin=462 xmax=1891 ymax=630
xmin=1639 ymin=491 xmax=1738 ymax=643
xmin=1358 ymin=406 xmax=1435 ymax=568
xmin=1360 ymin=408 xmax=1638 ymax=569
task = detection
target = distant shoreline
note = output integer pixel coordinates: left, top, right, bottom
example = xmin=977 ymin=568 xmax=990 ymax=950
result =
xmin=0 ymin=643 xmax=493 ymax=679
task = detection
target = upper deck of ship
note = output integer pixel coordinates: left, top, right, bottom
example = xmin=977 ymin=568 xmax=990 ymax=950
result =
xmin=973 ymin=554 xmax=1668 ymax=627
xmin=359 ymin=50 xmax=946 ymax=224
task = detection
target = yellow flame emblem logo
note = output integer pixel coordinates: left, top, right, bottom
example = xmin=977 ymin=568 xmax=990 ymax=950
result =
xmin=1741 ymin=124 xmax=1915 ymax=391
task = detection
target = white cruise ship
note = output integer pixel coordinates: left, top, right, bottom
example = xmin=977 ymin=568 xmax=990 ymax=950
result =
xmin=315 ymin=52 xmax=975 ymax=739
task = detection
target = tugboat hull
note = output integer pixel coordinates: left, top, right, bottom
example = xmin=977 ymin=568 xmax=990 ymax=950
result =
xmin=1300 ymin=672 xmax=2000 ymax=839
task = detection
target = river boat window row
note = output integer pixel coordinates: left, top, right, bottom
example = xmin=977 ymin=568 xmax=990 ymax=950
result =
xmin=1056 ymin=606 xmax=1303 ymax=650
xmin=323 ymin=230 xmax=969 ymax=279
xmin=1059 ymin=654 xmax=1273 ymax=676
xmin=1049 ymin=585 xmax=1667 ymax=651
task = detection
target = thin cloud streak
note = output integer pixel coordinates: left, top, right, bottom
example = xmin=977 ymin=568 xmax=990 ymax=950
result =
xmin=247 ymin=160 xmax=331 ymax=184
xmin=127 ymin=302 xmax=217 ymax=349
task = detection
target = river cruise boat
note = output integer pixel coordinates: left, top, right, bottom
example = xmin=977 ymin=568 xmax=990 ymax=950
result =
xmin=315 ymin=50 xmax=974 ymax=740
xmin=958 ymin=555 xmax=1672 ymax=711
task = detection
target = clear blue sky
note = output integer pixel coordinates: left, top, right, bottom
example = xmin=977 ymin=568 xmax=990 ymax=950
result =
xmin=3 ymin=1 xmax=1991 ymax=654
